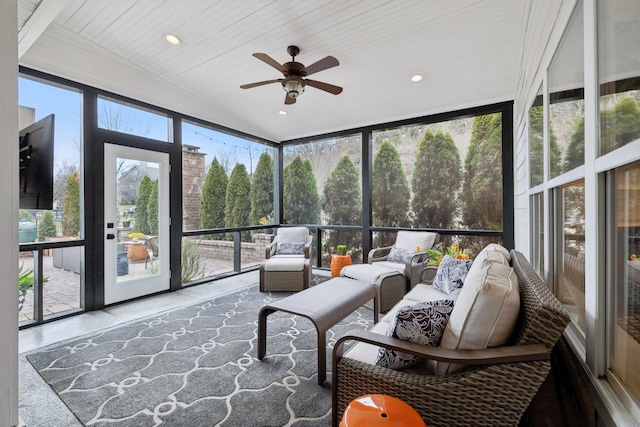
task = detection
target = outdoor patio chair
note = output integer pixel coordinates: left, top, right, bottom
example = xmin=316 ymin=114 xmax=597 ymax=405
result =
xmin=368 ymin=231 xmax=440 ymax=290
xmin=260 ymin=227 xmax=312 ymax=292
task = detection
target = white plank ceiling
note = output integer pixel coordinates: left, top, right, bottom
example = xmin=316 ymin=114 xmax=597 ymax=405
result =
xmin=17 ymin=0 xmax=527 ymax=143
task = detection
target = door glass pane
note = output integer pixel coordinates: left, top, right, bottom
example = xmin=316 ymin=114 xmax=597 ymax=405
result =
xmin=115 ymin=157 xmax=160 ymax=283
xmin=611 ymin=161 xmax=640 ymax=401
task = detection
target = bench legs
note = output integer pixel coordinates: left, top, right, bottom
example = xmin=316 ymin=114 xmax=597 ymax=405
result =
xmin=258 ymin=305 xmax=328 ymax=385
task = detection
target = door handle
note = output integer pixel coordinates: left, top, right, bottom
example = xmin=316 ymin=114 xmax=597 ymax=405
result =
xmin=107 ymin=234 xmax=115 ymax=240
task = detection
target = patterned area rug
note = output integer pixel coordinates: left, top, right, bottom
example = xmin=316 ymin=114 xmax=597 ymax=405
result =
xmin=27 ymin=276 xmax=373 ymax=426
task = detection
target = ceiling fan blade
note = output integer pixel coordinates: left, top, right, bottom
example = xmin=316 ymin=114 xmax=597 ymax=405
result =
xmin=253 ymin=53 xmax=285 ymax=73
xmin=304 ymin=56 xmax=339 ymax=76
xmin=306 ymin=79 xmax=343 ymax=95
xmin=240 ymin=79 xmax=282 ymax=89
xmin=284 ymin=93 xmax=296 ymax=105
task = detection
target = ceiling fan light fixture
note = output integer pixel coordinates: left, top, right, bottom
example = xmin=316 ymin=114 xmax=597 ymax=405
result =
xmin=278 ymin=110 xmax=288 ymax=115
xmin=283 ymin=78 xmax=305 ymax=98
xmin=411 ymin=74 xmax=424 ymax=83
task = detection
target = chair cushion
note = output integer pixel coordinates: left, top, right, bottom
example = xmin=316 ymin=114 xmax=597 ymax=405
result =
xmin=277 ymin=227 xmax=309 ymax=244
xmin=436 ymin=260 xmax=520 ymax=375
xmin=341 ymin=264 xmax=402 ymax=283
xmin=263 ymin=257 xmax=305 ymax=272
xmin=275 ymin=242 xmax=305 ymax=255
xmin=372 ymin=261 xmax=406 ymax=275
xmin=395 ymin=231 xmax=437 ymax=252
xmin=376 ymin=299 xmax=454 ymax=370
xmin=432 ymin=255 xmax=473 ymax=294
xmin=387 ymin=247 xmax=415 ymax=264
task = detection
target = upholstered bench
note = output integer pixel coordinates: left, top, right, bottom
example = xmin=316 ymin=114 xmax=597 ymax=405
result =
xmin=341 ymin=264 xmax=405 ymax=312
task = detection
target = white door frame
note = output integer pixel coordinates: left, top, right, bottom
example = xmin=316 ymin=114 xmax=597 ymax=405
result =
xmin=104 ymin=143 xmax=170 ymax=304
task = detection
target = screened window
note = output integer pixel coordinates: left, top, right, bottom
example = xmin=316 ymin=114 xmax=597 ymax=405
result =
xmin=18 ymin=76 xmax=84 ymax=324
xmin=98 ymin=96 xmax=172 ymax=142
xmin=555 ymin=180 xmax=585 ymax=337
xmin=529 ymin=86 xmax=544 ymax=188
xmin=548 ymin=1 xmax=584 ymax=177
xmin=598 ymin=0 xmax=640 ymax=156
xmin=610 ymin=161 xmax=640 ymax=403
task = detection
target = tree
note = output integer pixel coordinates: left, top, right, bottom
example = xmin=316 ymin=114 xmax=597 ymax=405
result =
xmin=528 ymin=105 xmax=544 ymax=186
xmin=37 ymin=210 xmax=57 ymax=241
xmin=411 ymin=129 xmax=461 ymax=228
xmin=200 ymin=158 xmax=228 ymax=229
xmin=53 ymin=162 xmax=79 ymax=209
xmin=62 ymin=172 xmax=81 ymax=236
xmin=372 ymin=141 xmax=410 ymax=229
xmin=135 ymin=176 xmax=153 ymax=234
xmin=564 ymin=117 xmax=586 ymax=172
xmin=249 ymin=153 xmax=274 ymax=224
xmin=224 ymin=163 xmax=252 ymax=241
xmin=322 ymin=155 xmax=362 ymax=251
xmin=147 ymin=179 xmax=159 ymax=235
xmin=461 ymin=114 xmax=503 ymax=230
xmin=601 ymin=95 xmax=640 ymax=153
xmin=283 ymin=156 xmax=321 ymax=224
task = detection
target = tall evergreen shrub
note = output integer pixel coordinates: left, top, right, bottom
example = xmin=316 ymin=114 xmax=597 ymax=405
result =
xmin=200 ymin=158 xmax=228 ymax=229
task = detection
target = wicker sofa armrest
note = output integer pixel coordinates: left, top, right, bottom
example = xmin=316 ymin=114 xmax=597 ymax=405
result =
xmin=333 ymin=329 xmax=549 ymax=367
xmin=367 ymin=246 xmax=393 ymax=263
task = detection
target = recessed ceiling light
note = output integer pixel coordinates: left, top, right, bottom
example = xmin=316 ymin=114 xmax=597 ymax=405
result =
xmin=164 ymin=33 xmax=182 ymax=45
xmin=411 ymin=74 xmax=423 ymax=83
xmin=278 ymin=110 xmax=288 ymax=115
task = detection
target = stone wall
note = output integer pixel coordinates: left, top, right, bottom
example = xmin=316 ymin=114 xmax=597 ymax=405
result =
xmin=182 ymin=146 xmax=206 ymax=231
xmin=193 ymin=233 xmax=273 ymax=264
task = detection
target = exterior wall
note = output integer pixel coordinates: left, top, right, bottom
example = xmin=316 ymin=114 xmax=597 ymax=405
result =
xmin=0 ymin=1 xmax=19 ymax=425
xmin=194 ymin=233 xmax=272 ymax=264
xmin=182 ymin=147 xmax=206 ymax=230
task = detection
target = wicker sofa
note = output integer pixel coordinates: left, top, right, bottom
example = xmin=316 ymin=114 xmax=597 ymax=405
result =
xmin=331 ymin=249 xmax=570 ymax=427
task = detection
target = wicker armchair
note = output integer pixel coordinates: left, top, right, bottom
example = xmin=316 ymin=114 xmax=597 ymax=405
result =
xmin=368 ymin=231 xmax=440 ymax=290
xmin=259 ymin=227 xmax=312 ymax=292
xmin=332 ymin=249 xmax=570 ymax=427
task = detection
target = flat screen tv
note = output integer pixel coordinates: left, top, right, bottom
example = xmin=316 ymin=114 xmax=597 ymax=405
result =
xmin=19 ymin=114 xmax=55 ymax=210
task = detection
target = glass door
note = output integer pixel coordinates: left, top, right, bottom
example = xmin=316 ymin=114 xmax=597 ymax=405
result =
xmin=103 ymin=144 xmax=170 ymax=304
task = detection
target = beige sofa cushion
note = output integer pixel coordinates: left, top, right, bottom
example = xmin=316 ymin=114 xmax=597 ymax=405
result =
xmin=276 ymin=227 xmax=309 ymax=244
xmin=436 ymin=260 xmax=520 ymax=375
xmin=394 ymin=231 xmax=437 ymax=252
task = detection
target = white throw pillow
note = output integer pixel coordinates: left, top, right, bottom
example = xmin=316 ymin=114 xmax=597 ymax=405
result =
xmin=275 ymin=242 xmax=305 ymax=255
xmin=376 ymin=299 xmax=454 ymax=370
xmin=432 ymin=255 xmax=473 ymax=294
xmin=387 ymin=247 xmax=415 ymax=264
xmin=436 ymin=260 xmax=520 ymax=375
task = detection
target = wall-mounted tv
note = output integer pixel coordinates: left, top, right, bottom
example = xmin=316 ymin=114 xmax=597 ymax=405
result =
xmin=19 ymin=114 xmax=55 ymax=210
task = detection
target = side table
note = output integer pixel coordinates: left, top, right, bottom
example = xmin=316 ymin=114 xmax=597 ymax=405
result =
xmin=331 ymin=254 xmax=352 ymax=277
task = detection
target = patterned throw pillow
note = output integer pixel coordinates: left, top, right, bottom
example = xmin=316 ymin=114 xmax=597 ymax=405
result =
xmin=387 ymin=247 xmax=415 ymax=264
xmin=275 ymin=242 xmax=305 ymax=255
xmin=432 ymin=255 xmax=473 ymax=294
xmin=376 ymin=299 xmax=454 ymax=370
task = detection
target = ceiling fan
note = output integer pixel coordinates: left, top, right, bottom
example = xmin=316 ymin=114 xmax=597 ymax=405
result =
xmin=240 ymin=45 xmax=343 ymax=105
